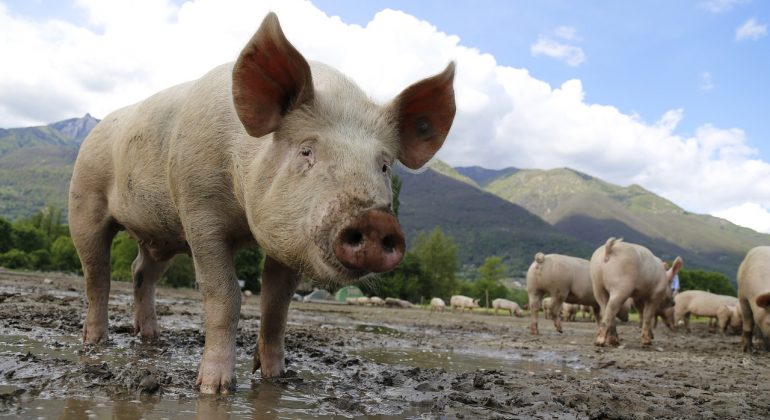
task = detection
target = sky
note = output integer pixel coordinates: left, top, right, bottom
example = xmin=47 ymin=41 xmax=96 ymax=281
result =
xmin=1 ymin=0 xmax=769 ymax=233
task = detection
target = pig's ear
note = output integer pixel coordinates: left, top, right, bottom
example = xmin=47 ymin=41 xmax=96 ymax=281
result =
xmin=232 ymin=12 xmax=314 ymax=138
xmin=757 ymin=293 xmax=770 ymax=309
xmin=670 ymin=257 xmax=683 ymax=276
xmin=392 ymin=62 xmax=456 ymax=170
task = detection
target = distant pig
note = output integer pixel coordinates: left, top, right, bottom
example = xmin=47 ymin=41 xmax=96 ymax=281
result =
xmin=68 ymin=13 xmax=456 ymax=394
xmin=369 ymin=296 xmax=385 ymax=307
xmin=450 ymin=295 xmax=480 ymax=312
xmin=716 ymin=304 xmax=742 ymax=335
xmin=430 ymin=297 xmax=446 ymax=313
xmin=492 ymin=298 xmax=524 ymax=317
xmin=590 ymin=238 xmax=682 ymax=347
xmin=561 ymin=303 xmax=578 ymax=322
xmin=737 ymin=246 xmax=770 ymax=352
xmin=526 ymin=252 xmax=600 ymax=335
xmin=673 ymin=290 xmax=737 ymax=333
xmin=385 ymin=297 xmax=413 ymax=308
xmin=356 ymin=297 xmax=371 ymax=306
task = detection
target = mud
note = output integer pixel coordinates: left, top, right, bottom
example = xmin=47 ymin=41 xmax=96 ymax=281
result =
xmin=1 ymin=270 xmax=769 ymax=419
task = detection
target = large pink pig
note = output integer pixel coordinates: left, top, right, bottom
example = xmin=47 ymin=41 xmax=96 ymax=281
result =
xmin=737 ymin=246 xmax=770 ymax=352
xmin=68 ymin=13 xmax=456 ymax=393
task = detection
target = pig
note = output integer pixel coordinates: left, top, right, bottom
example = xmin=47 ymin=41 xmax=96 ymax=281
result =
xmin=580 ymin=305 xmax=594 ymax=321
xmin=716 ymin=304 xmax=742 ymax=335
xmin=369 ymin=296 xmax=385 ymax=306
xmin=450 ymin=295 xmax=480 ymax=312
xmin=653 ymin=305 xmax=675 ymax=331
xmin=737 ymin=246 xmax=770 ymax=352
xmin=430 ymin=297 xmax=446 ymax=313
xmin=345 ymin=297 xmax=357 ymax=305
xmin=561 ymin=302 xmax=578 ymax=321
xmin=526 ymin=252 xmax=600 ymax=335
xmin=356 ymin=297 xmax=371 ymax=306
xmin=673 ymin=290 xmax=737 ymax=333
xmin=492 ymin=298 xmax=524 ymax=317
xmin=542 ymin=296 xmax=553 ymax=319
xmin=67 ymin=13 xmax=456 ymax=394
xmin=590 ymin=238 xmax=682 ymax=347
xmin=385 ymin=297 xmax=413 ymax=308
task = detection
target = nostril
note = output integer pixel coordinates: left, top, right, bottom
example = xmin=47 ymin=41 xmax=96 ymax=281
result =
xmin=381 ymin=234 xmax=398 ymax=253
xmin=340 ymin=228 xmax=364 ymax=247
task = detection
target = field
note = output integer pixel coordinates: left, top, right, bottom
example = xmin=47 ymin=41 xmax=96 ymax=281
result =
xmin=1 ymin=270 xmax=769 ymax=419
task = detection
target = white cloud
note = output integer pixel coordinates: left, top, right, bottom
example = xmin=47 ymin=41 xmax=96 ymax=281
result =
xmin=1 ymin=0 xmax=769 ymax=233
xmin=714 ymin=203 xmax=770 ymax=233
xmin=699 ymin=72 xmax=714 ymax=91
xmin=735 ymin=18 xmax=768 ymax=41
xmin=700 ymin=0 xmax=749 ymax=13
xmin=530 ymin=37 xmax=586 ymax=67
xmin=554 ymin=26 xmax=581 ymax=41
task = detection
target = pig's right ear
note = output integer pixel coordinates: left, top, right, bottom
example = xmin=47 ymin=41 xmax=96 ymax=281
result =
xmin=392 ymin=62 xmax=457 ymax=170
xmin=232 ymin=12 xmax=314 ymax=138
xmin=757 ymin=293 xmax=770 ymax=309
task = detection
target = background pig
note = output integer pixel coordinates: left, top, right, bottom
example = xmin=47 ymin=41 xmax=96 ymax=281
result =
xmin=430 ymin=297 xmax=446 ymax=313
xmin=369 ymin=296 xmax=385 ymax=306
xmin=542 ymin=296 xmax=553 ymax=319
xmin=561 ymin=303 xmax=578 ymax=321
xmin=673 ymin=290 xmax=738 ymax=333
xmin=492 ymin=298 xmax=524 ymax=317
xmin=385 ymin=297 xmax=413 ymax=308
xmin=450 ymin=295 xmax=480 ymax=312
xmin=68 ymin=13 xmax=455 ymax=394
xmin=716 ymin=304 xmax=742 ymax=335
xmin=526 ymin=252 xmax=599 ymax=335
xmin=591 ymin=238 xmax=682 ymax=347
xmin=737 ymin=246 xmax=770 ymax=352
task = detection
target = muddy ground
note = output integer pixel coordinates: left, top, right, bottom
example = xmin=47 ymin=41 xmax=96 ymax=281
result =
xmin=0 ymin=270 xmax=768 ymax=419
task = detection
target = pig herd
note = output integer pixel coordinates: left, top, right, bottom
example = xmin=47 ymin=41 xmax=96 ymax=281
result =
xmin=525 ymin=239 xmax=770 ymax=354
xmin=65 ymin=10 xmax=770 ymax=396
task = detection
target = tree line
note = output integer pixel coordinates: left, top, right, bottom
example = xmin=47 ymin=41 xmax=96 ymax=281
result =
xmin=0 ymin=203 xmax=735 ymax=304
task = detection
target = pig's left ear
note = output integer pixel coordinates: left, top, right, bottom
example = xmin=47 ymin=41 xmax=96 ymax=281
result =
xmin=757 ymin=293 xmax=770 ymax=309
xmin=392 ymin=62 xmax=456 ymax=170
xmin=232 ymin=12 xmax=314 ymax=138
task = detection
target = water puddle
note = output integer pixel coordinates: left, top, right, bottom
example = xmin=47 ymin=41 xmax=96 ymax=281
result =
xmin=352 ymin=347 xmax=592 ymax=375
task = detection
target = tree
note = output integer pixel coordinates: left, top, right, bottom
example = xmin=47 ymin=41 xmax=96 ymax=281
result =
xmin=235 ymin=245 xmax=263 ymax=293
xmin=11 ymin=223 xmax=47 ymax=252
xmin=0 ymin=217 xmax=12 ymax=253
xmin=51 ymin=236 xmax=81 ymax=272
xmin=373 ymin=252 xmax=423 ymax=302
xmin=162 ymin=254 xmax=196 ymax=288
xmin=0 ymin=249 xmax=29 ymax=269
xmin=679 ymin=269 xmax=736 ymax=296
xmin=477 ymin=256 xmax=508 ymax=283
xmin=411 ymin=227 xmax=458 ymax=301
xmin=111 ymin=232 xmax=138 ymax=281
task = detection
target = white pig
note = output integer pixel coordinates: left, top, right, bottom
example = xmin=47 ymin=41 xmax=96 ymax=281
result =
xmin=68 ymin=13 xmax=456 ymax=394
xmin=450 ymin=295 xmax=480 ymax=312
xmin=492 ymin=298 xmax=524 ymax=317
xmin=715 ymin=304 xmax=742 ymax=335
xmin=590 ymin=238 xmax=682 ymax=347
xmin=737 ymin=246 xmax=770 ymax=352
xmin=430 ymin=297 xmax=446 ymax=313
xmin=673 ymin=290 xmax=737 ymax=333
xmin=369 ymin=296 xmax=385 ymax=306
xmin=526 ymin=253 xmax=600 ymax=335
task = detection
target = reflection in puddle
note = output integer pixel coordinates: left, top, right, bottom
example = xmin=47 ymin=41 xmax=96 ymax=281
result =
xmin=352 ymin=347 xmax=591 ymax=375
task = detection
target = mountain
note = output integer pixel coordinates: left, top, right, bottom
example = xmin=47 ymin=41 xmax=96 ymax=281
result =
xmin=484 ymin=167 xmax=769 ymax=278
xmin=0 ymin=114 xmax=99 ymax=219
xmin=396 ymin=167 xmax=593 ymax=273
xmin=455 ymin=166 xmax=519 ymax=187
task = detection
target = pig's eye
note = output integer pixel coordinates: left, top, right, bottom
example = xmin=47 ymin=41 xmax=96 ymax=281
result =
xmin=299 ymin=147 xmax=315 ymax=168
xmin=381 ymin=163 xmax=391 ymax=174
xmin=300 ymin=148 xmax=312 ymax=157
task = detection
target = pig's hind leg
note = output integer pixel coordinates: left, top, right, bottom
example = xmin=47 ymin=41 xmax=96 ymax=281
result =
xmin=69 ymin=195 xmax=119 ymax=345
xmin=253 ymin=256 xmax=301 ymax=378
xmin=131 ymin=246 xmax=171 ymax=341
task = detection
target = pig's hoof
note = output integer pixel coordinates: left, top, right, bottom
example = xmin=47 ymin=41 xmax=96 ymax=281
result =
xmin=529 ymin=324 xmax=539 ymax=335
xmin=607 ymin=336 xmax=620 ymax=347
xmin=594 ymin=337 xmax=606 ymax=347
xmin=134 ymin=320 xmax=160 ymax=342
xmin=196 ymin=370 xmax=236 ymax=394
xmin=83 ymin=325 xmax=108 ymax=345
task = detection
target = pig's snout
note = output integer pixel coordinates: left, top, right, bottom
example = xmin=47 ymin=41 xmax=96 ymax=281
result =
xmin=334 ymin=209 xmax=405 ymax=273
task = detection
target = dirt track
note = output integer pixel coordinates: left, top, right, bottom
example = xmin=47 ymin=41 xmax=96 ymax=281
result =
xmin=1 ymin=270 xmax=769 ymax=419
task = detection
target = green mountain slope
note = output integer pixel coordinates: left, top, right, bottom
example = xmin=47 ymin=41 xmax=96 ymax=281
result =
xmin=0 ymin=115 xmax=98 ymax=219
xmin=485 ymin=167 xmax=769 ymax=278
xmin=455 ymin=166 xmax=519 ymax=187
xmin=397 ymin=167 xmax=593 ymax=273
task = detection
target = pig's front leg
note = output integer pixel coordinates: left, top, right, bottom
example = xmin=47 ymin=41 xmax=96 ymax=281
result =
xmin=194 ymin=245 xmax=241 ymax=394
xmin=253 ymin=256 xmax=301 ymax=378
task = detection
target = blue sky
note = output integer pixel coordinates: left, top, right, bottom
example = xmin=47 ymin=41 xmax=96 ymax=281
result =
xmin=1 ymin=0 xmax=769 ymax=232
xmin=313 ymin=0 xmax=770 ymax=161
